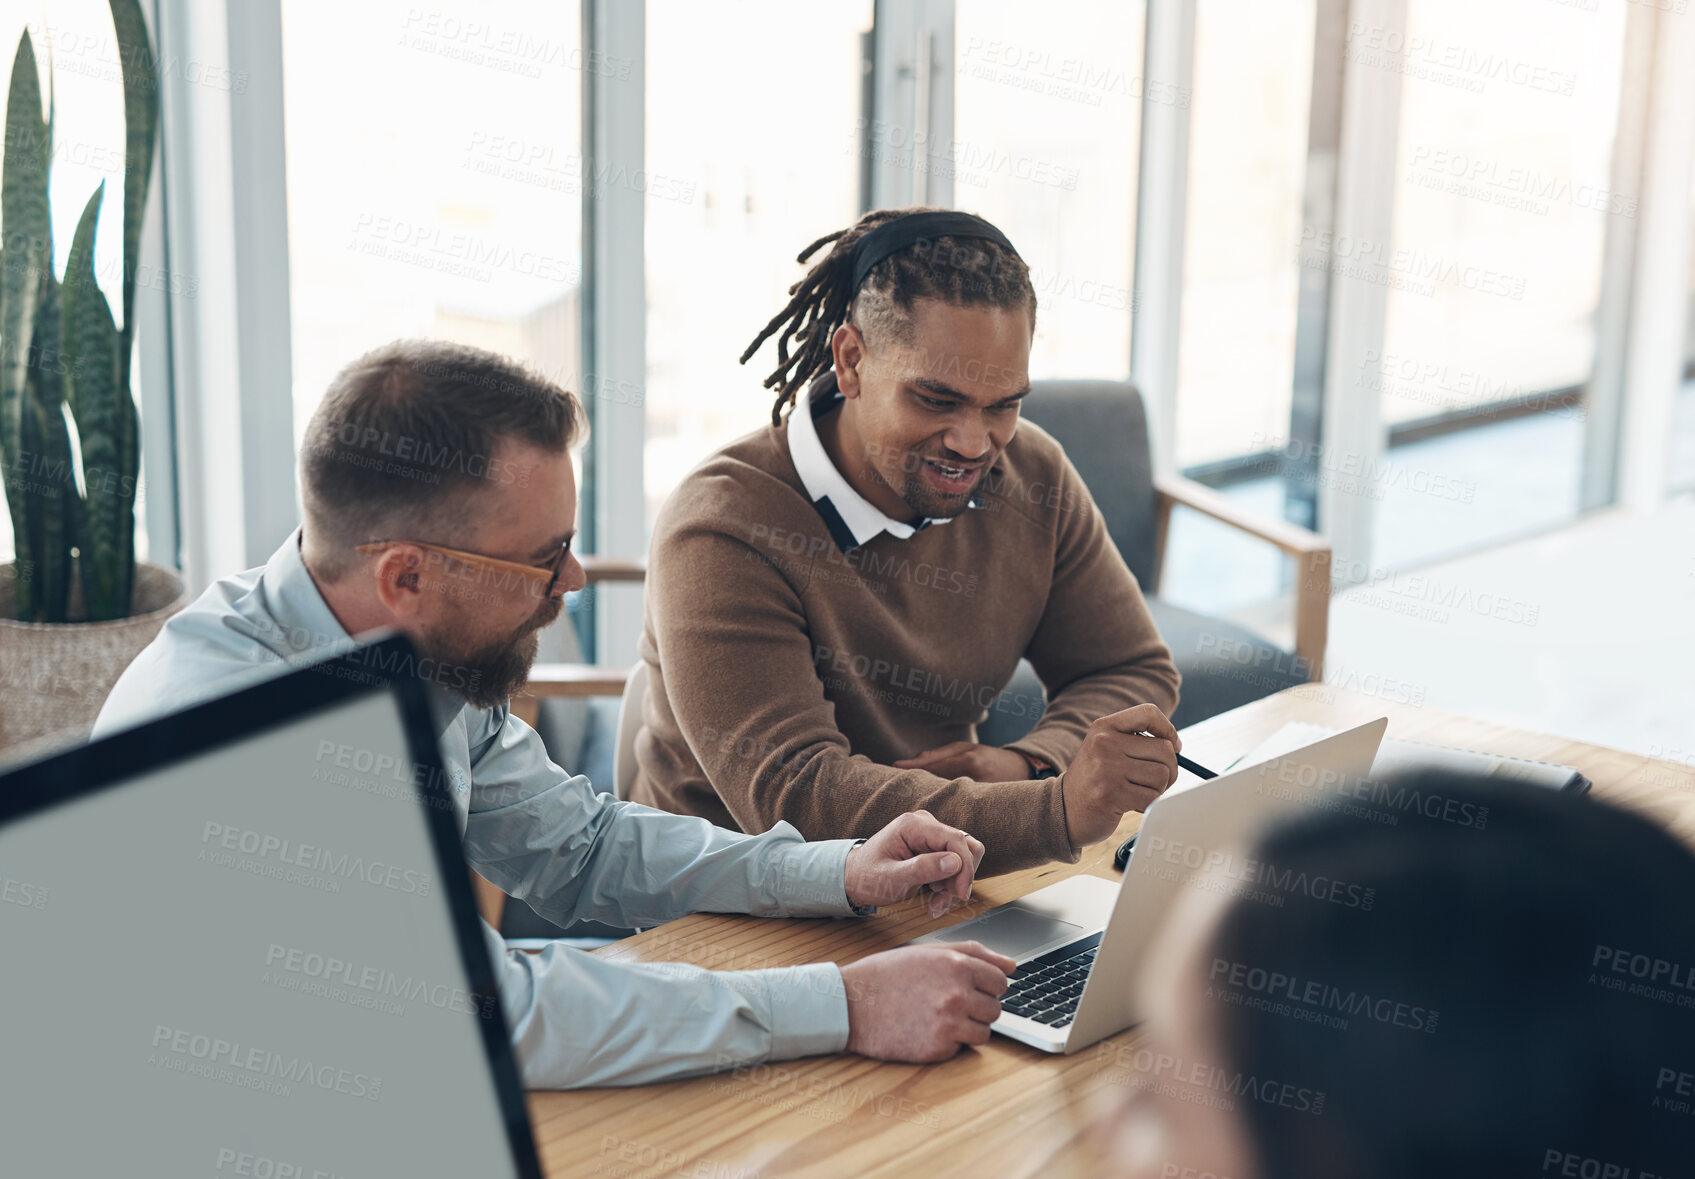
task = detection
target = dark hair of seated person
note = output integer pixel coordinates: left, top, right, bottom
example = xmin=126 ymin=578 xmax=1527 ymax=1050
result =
xmin=1203 ymin=771 xmax=1695 ymax=1179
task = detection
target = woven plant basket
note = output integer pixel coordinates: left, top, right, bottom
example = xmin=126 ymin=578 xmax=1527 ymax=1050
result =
xmin=0 ymin=561 xmax=190 ymax=754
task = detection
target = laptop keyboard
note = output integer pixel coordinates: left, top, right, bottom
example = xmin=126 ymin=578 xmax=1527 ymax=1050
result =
xmin=999 ymin=932 xmax=1104 ymax=1028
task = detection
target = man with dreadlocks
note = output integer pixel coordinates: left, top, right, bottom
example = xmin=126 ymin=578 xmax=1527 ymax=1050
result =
xmin=631 ymin=208 xmax=1183 ymax=878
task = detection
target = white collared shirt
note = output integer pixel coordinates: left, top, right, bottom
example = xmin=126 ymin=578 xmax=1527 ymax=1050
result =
xmin=787 ymin=373 xmax=983 ymax=551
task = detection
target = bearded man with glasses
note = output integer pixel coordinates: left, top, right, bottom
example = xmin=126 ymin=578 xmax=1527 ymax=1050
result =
xmin=94 ymin=339 xmax=1015 ymax=1089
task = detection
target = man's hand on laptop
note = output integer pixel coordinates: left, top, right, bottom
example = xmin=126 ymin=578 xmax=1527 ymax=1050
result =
xmin=893 ymin=742 xmax=1031 ymax=783
xmin=1060 ymin=703 xmax=1182 ymax=849
xmin=840 ymin=942 xmax=1015 ymax=1062
xmin=845 ymin=810 xmax=986 ymax=917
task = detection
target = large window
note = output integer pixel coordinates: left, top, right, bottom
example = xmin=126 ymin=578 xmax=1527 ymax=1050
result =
xmin=1155 ymin=1 xmax=1318 ymax=618
xmin=280 ymin=0 xmax=584 ymax=439
xmin=1359 ymin=0 xmax=1627 ymax=568
xmin=642 ymin=0 xmax=870 ymax=530
xmin=18 ymin=0 xmax=1689 ymax=631
xmin=953 ymin=0 xmax=1145 ymax=381
xmin=1378 ymin=0 xmax=1625 ymax=427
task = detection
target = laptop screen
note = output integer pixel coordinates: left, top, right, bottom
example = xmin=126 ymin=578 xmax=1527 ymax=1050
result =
xmin=0 ymin=663 xmax=537 ymax=1178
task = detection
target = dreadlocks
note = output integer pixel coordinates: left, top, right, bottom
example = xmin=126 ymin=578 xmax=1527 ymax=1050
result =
xmin=741 ymin=207 xmax=1037 ymax=426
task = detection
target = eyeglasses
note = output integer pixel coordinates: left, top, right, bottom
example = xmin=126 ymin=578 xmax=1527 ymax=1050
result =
xmin=356 ymin=538 xmax=573 ymax=599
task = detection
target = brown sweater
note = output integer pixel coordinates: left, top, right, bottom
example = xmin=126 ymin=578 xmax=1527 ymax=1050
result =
xmin=629 ymin=404 xmax=1181 ymax=876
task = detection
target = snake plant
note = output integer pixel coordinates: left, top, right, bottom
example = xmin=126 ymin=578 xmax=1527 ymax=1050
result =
xmin=0 ymin=0 xmax=157 ymax=623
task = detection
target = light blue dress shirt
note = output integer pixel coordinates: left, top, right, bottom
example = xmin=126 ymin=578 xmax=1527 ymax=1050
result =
xmin=93 ymin=531 xmax=861 ymax=1088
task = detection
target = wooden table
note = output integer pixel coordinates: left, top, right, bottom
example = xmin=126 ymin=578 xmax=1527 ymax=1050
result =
xmin=525 ymin=685 xmax=1695 ymax=1178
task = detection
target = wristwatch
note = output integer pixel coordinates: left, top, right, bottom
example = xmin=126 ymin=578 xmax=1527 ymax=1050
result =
xmin=845 ymin=838 xmax=877 ymax=916
xmin=1018 ymin=750 xmax=1059 ymax=780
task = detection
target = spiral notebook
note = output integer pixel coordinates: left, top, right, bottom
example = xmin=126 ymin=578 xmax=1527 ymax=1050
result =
xmin=1225 ymin=721 xmax=1591 ymax=795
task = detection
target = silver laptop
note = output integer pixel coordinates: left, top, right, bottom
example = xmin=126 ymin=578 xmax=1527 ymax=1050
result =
xmin=0 ymin=636 xmax=542 ymax=1178
xmin=911 ymin=718 xmax=1388 ymax=1053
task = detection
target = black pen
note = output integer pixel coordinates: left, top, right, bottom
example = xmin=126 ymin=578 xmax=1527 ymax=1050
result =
xmin=1114 ymin=754 xmax=1217 ymax=870
xmin=1177 ymin=753 xmax=1216 ymax=781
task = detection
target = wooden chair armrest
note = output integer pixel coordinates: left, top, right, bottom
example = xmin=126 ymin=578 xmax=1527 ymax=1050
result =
xmin=1152 ymin=473 xmax=1331 ymax=681
xmin=521 ymin=663 xmax=632 ymax=698
xmin=578 ymin=555 xmax=647 ymax=584
xmin=1154 ymin=473 xmax=1330 ymax=554
xmin=509 ymin=663 xmax=631 ymax=734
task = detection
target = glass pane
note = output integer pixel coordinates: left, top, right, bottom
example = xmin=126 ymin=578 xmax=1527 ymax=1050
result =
xmin=643 ymin=0 xmax=870 ymax=530
xmin=953 ymin=0 xmax=1145 ymax=382
xmin=1157 ymin=1 xmax=1316 ymax=619
xmin=1377 ymin=0 xmax=1626 ymax=426
xmin=1173 ymin=0 xmax=1316 ymax=471
xmin=1368 ymin=0 xmax=1625 ymax=565
xmin=0 ymin=0 xmax=157 ymax=574
xmin=1675 ymin=177 xmax=1695 ymax=491
xmin=281 ymin=0 xmax=583 ymax=442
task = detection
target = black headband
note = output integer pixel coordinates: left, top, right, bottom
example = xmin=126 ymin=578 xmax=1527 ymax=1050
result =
xmin=848 ymin=211 xmax=1020 ymax=294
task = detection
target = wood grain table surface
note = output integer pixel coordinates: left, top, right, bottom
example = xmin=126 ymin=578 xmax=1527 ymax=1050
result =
xmin=526 ymin=684 xmax=1695 ymax=1179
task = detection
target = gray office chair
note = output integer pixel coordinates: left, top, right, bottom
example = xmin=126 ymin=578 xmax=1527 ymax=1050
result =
xmin=977 ymin=380 xmax=1331 ymax=740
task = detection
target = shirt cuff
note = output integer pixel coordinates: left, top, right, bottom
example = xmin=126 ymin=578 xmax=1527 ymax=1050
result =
xmin=769 ymin=837 xmax=862 ymax=917
xmin=759 ymin=964 xmax=852 ymax=1060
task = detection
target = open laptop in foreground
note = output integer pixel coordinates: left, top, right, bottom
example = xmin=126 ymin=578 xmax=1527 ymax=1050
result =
xmin=912 ymin=718 xmax=1389 ymax=1054
xmin=0 ymin=635 xmax=542 ymax=1178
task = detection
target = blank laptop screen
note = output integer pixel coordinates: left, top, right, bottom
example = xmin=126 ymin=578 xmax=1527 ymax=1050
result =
xmin=0 ymin=689 xmax=527 ymax=1178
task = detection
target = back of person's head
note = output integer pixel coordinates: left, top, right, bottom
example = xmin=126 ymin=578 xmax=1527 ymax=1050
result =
xmin=741 ymin=206 xmax=1037 ymax=425
xmin=299 ymin=340 xmax=584 ymax=581
xmin=1199 ymin=771 xmax=1695 ymax=1178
